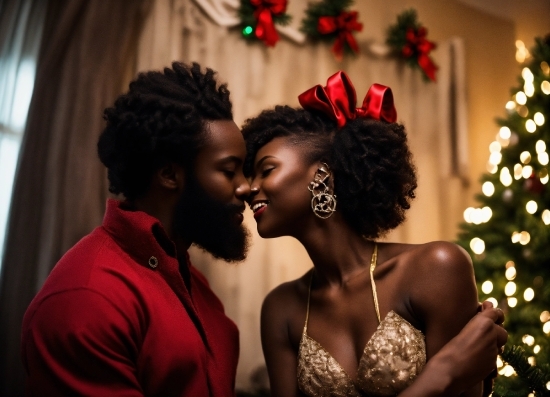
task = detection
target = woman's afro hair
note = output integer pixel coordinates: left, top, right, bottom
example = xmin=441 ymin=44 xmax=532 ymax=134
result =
xmin=242 ymin=106 xmax=417 ymax=238
xmin=98 ymin=62 xmax=232 ymax=201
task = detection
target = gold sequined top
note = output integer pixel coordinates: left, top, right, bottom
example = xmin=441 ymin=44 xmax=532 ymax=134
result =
xmin=297 ymin=244 xmax=426 ymax=397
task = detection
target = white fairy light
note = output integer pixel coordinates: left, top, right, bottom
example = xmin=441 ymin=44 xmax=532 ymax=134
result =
xmin=542 ymin=174 xmax=549 ymax=184
xmin=489 ymin=141 xmax=501 ymax=153
xmin=514 ymin=163 xmax=523 ymax=180
xmin=482 ymin=182 xmax=495 ymax=196
xmin=489 ymin=152 xmax=502 ymax=165
xmin=500 ymin=167 xmax=512 ymax=186
xmin=471 ymin=208 xmax=483 ymax=225
xmin=525 ymin=168 xmax=536 ymax=181
xmin=542 ymin=209 xmax=550 ymax=225
xmin=516 ymin=91 xmax=527 ymax=105
xmin=542 ymin=81 xmax=550 ymax=95
xmin=520 ymin=151 xmax=532 ymax=164
xmin=470 ymin=237 xmax=485 ymax=254
xmin=534 ymin=112 xmax=545 ymax=126
xmin=487 ymin=297 xmax=498 ymax=308
xmin=524 ymin=288 xmax=535 ymax=302
xmin=505 ymin=281 xmax=517 ymax=296
xmin=543 ymin=321 xmax=550 ymax=334
xmin=508 ymin=297 xmax=518 ymax=307
xmin=463 ymin=207 xmax=474 ymax=223
xmin=505 ymin=101 xmax=516 ymax=111
xmin=511 ymin=231 xmax=521 ymax=243
xmin=522 ymin=165 xmax=533 ymax=179
xmin=536 ymin=140 xmax=546 ymax=153
xmin=522 ymin=67 xmax=534 ymax=82
xmin=481 ymin=207 xmax=492 ymax=222
xmin=538 ymin=152 xmax=549 ymax=166
xmin=487 ymin=162 xmax=498 ymax=174
xmin=505 ymin=267 xmax=516 ymax=280
xmin=534 ymin=345 xmax=541 ymax=354
xmin=481 ymin=280 xmax=493 ymax=294
xmin=526 ymin=200 xmax=538 ymax=214
xmin=528 ymin=357 xmax=536 ymax=366
xmin=526 ymin=119 xmax=537 ymax=133
xmin=522 ymin=334 xmax=535 ymax=346
xmin=541 ymin=311 xmax=550 ymax=322
xmin=519 ymin=231 xmax=531 ymax=245
xmin=499 ymin=126 xmax=512 ymax=139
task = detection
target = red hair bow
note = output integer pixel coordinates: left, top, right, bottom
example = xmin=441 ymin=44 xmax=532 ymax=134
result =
xmin=298 ymin=71 xmax=397 ymax=128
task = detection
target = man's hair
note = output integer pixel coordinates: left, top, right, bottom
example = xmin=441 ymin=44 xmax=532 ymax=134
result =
xmin=242 ymin=106 xmax=417 ymax=239
xmin=98 ymin=62 xmax=232 ymax=200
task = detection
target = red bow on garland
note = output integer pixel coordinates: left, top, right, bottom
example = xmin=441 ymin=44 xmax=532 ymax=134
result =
xmin=402 ymin=26 xmax=437 ymax=81
xmin=317 ymin=11 xmax=363 ymax=61
xmin=298 ymin=71 xmax=397 ymax=128
xmin=250 ymin=0 xmax=287 ymax=47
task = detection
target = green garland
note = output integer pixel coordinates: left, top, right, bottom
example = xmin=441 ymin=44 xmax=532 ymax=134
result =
xmin=386 ymin=9 xmax=438 ymax=82
xmin=301 ymin=0 xmax=361 ymax=59
xmin=238 ymin=0 xmax=291 ymax=45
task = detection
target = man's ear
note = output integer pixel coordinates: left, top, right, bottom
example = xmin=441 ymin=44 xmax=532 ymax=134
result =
xmin=156 ymin=162 xmax=185 ymax=191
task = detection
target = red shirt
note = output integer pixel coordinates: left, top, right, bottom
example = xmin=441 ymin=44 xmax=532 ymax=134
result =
xmin=21 ymin=199 xmax=239 ymax=396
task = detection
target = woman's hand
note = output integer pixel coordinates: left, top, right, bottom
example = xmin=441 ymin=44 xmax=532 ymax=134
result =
xmin=428 ymin=302 xmax=507 ymax=396
xmin=397 ymin=301 xmax=507 ymax=397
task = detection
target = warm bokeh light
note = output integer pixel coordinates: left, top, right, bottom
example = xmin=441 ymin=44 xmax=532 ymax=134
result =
xmin=534 ymin=345 xmax=541 ymax=354
xmin=515 ymin=91 xmax=527 ymax=105
xmin=499 ymin=126 xmax=512 ymax=139
xmin=526 ymin=119 xmax=537 ymax=132
xmin=481 ymin=280 xmax=493 ymax=294
xmin=500 ymin=167 xmax=512 ymax=186
xmin=542 ymin=209 xmax=550 ymax=225
xmin=514 ymin=163 xmax=523 ymax=179
xmin=524 ymin=288 xmax=535 ymax=301
xmin=542 ymin=81 xmax=550 ymax=95
xmin=489 ymin=152 xmax=502 ymax=165
xmin=526 ymin=200 xmax=538 ymax=214
xmin=481 ymin=207 xmax=492 ymax=222
xmin=508 ymin=297 xmax=517 ymax=307
xmin=519 ymin=231 xmax=531 ymax=245
xmin=541 ymin=311 xmax=550 ymax=322
xmin=520 ymin=151 xmax=532 ymax=164
xmin=522 ymin=165 xmax=533 ymax=179
xmin=511 ymin=231 xmax=521 ymax=243
xmin=505 ymin=281 xmax=517 ymax=296
xmin=482 ymin=181 xmax=495 ymax=196
xmin=536 ymin=140 xmax=546 ymax=153
xmin=487 ymin=297 xmax=498 ymax=308
xmin=505 ymin=267 xmax=516 ymax=280
xmin=486 ymin=162 xmax=498 ymax=174
xmin=534 ymin=112 xmax=545 ymax=126
xmin=538 ymin=152 xmax=549 ymax=166
xmin=489 ymin=141 xmax=501 ymax=153
xmin=543 ymin=321 xmax=550 ymax=334
xmin=522 ymin=334 xmax=535 ymax=346
xmin=470 ymin=237 xmax=485 ymax=254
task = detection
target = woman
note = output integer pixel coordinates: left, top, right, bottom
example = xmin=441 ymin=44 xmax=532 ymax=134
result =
xmin=241 ymin=71 xmax=506 ymax=397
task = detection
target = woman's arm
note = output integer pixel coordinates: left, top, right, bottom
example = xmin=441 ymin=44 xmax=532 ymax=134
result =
xmin=398 ymin=304 xmax=506 ymax=396
xmin=260 ymin=284 xmax=306 ymax=397
xmin=403 ymin=242 xmax=486 ymax=396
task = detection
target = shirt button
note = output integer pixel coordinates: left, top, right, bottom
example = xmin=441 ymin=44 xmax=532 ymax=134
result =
xmin=148 ymin=256 xmax=158 ymax=269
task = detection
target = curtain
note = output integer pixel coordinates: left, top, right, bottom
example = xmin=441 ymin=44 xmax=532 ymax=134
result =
xmin=0 ymin=1 xmax=150 ymax=394
xmin=136 ymin=0 xmax=470 ymax=391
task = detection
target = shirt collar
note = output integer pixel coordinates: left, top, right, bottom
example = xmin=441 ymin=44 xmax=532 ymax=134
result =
xmin=102 ymin=198 xmax=181 ymax=269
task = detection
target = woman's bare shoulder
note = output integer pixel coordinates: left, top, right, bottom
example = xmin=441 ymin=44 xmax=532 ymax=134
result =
xmin=383 ymin=240 xmax=472 ymax=273
xmin=261 ymin=270 xmax=312 ymax=320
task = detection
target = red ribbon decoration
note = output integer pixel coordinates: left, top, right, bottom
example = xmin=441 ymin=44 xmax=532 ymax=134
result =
xmin=250 ymin=0 xmax=287 ymax=47
xmin=402 ymin=27 xmax=438 ymax=81
xmin=317 ymin=11 xmax=363 ymax=61
xmin=298 ymin=71 xmax=397 ymax=128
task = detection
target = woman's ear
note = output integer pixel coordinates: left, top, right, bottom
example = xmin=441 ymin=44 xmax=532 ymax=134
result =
xmin=156 ymin=162 xmax=185 ymax=192
xmin=312 ymin=162 xmax=334 ymax=190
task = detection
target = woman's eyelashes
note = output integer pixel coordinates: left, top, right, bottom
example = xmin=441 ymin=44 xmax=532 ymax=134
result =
xmin=261 ymin=167 xmax=274 ymax=178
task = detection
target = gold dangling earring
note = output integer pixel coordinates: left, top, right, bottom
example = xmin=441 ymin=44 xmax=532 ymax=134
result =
xmin=308 ymin=163 xmax=337 ymax=219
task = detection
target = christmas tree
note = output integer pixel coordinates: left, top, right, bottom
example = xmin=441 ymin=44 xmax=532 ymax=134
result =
xmin=457 ymin=35 xmax=550 ymax=396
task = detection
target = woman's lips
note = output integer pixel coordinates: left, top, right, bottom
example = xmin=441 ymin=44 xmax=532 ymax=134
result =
xmin=253 ymin=204 xmax=267 ymax=219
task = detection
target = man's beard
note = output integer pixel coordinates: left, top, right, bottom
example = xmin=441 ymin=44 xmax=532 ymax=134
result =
xmin=173 ymin=177 xmax=250 ymax=262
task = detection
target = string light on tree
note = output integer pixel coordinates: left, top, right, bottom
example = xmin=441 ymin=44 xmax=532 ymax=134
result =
xmin=458 ymin=36 xmax=550 ymax=395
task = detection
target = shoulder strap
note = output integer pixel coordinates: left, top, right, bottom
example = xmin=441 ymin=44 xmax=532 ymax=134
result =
xmin=369 ymin=243 xmax=381 ymax=324
xmin=303 ymin=270 xmax=314 ymax=334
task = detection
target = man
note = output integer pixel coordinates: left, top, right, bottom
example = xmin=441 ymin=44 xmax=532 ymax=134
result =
xmin=21 ymin=62 xmax=249 ymax=396
xmin=21 ymin=62 xmax=506 ymax=396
